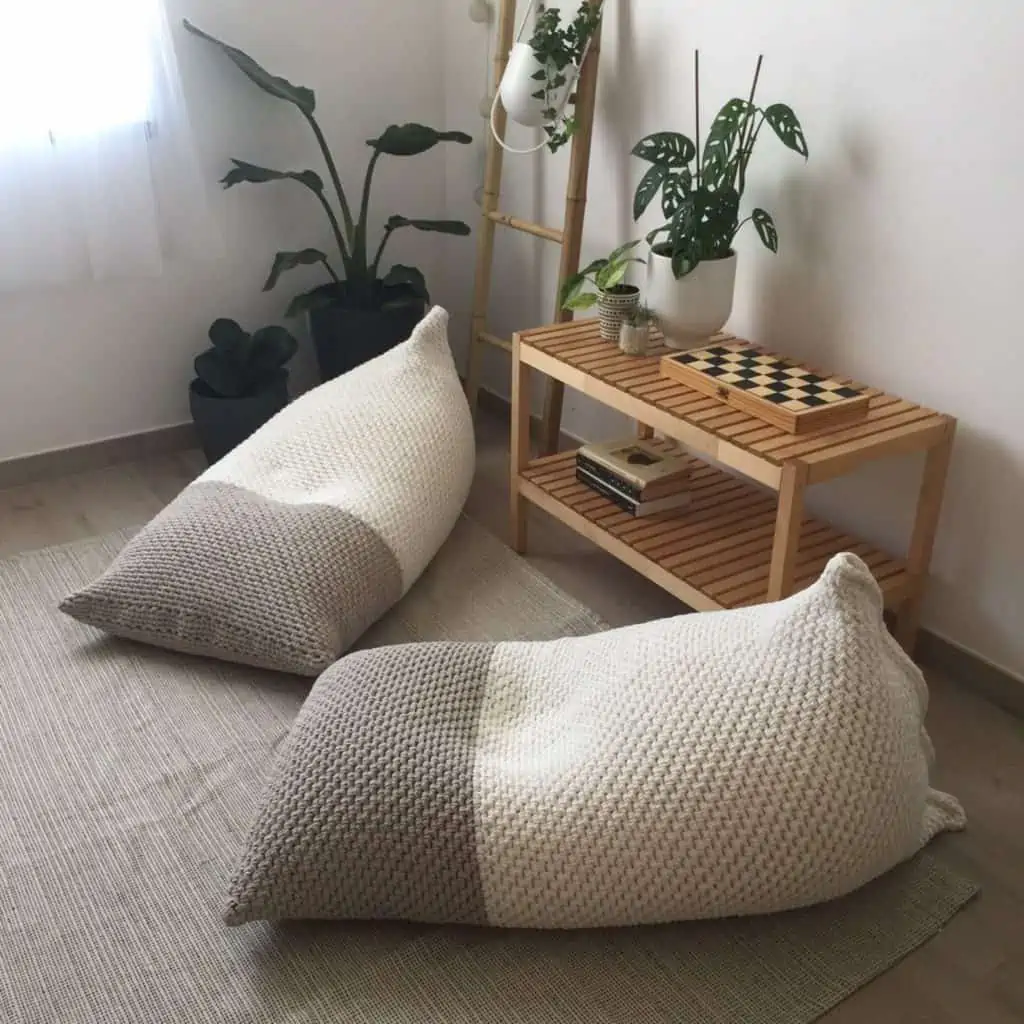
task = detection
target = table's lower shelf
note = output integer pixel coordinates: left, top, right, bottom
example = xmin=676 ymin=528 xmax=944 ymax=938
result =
xmin=519 ymin=451 xmax=910 ymax=612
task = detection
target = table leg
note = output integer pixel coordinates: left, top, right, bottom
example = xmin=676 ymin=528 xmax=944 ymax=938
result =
xmin=510 ymin=339 xmax=532 ymax=554
xmin=636 ymin=423 xmax=655 ymax=440
xmin=894 ymin=424 xmax=956 ymax=654
xmin=768 ymin=462 xmax=809 ymax=601
xmin=540 ymin=380 xmax=565 ymax=457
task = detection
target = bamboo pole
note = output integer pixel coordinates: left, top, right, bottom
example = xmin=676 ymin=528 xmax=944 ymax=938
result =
xmin=539 ymin=0 xmax=604 ymax=456
xmin=465 ymin=0 xmax=518 ymax=416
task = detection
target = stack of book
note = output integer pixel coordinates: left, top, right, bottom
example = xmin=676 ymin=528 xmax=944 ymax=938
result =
xmin=576 ymin=438 xmax=692 ymax=517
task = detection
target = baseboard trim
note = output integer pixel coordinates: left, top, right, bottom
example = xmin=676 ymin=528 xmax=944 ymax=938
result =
xmin=916 ymin=631 xmax=1024 ymax=718
xmin=0 ymin=423 xmax=197 ymax=489
xmin=476 ymin=385 xmax=1024 ymax=717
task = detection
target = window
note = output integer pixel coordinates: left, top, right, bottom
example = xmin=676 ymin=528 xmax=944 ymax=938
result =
xmin=0 ymin=0 xmax=213 ymax=285
xmin=0 ymin=0 xmax=158 ymax=145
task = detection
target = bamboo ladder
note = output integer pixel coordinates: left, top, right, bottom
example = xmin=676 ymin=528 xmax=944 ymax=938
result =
xmin=464 ymin=0 xmax=604 ymax=456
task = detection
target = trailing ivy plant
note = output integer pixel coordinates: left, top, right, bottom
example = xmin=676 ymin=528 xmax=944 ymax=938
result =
xmin=528 ymin=1 xmax=602 ymax=153
xmin=632 ymin=54 xmax=808 ymax=278
xmin=184 ymin=21 xmax=473 ymax=318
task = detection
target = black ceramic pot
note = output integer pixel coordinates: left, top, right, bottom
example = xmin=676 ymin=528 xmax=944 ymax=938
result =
xmin=310 ymin=301 xmax=425 ymax=381
xmin=189 ymin=371 xmax=289 ymax=465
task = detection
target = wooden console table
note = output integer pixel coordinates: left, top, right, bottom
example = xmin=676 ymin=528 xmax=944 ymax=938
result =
xmin=510 ymin=319 xmax=956 ymax=652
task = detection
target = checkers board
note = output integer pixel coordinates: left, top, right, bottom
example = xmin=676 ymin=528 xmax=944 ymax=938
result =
xmin=660 ymin=341 xmax=870 ymax=435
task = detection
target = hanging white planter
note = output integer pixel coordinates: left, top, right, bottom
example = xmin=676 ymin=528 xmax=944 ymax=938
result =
xmin=490 ymin=0 xmax=595 ymax=155
xmin=499 ymin=42 xmax=579 ymax=129
xmin=647 ymin=249 xmax=738 ymax=350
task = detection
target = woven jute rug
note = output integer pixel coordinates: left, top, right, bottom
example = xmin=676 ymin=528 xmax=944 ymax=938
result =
xmin=0 ymin=518 xmax=978 ymax=1024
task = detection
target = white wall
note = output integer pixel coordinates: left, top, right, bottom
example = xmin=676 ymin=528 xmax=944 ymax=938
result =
xmin=444 ymin=0 xmax=1024 ymax=680
xmin=0 ymin=0 xmax=452 ymax=461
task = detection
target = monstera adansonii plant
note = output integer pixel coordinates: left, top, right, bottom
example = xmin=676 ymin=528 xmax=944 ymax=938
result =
xmin=184 ymin=21 xmax=472 ymax=320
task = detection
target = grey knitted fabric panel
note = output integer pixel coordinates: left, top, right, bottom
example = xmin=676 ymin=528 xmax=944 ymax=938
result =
xmin=226 ymin=642 xmax=496 ymax=926
xmin=60 ymin=482 xmax=402 ymax=676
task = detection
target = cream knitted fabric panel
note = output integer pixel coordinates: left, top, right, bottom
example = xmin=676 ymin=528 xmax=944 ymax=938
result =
xmin=205 ymin=305 xmax=475 ymax=589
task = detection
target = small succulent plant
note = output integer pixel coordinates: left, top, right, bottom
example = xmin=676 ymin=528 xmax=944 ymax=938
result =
xmin=193 ymin=319 xmax=298 ymax=399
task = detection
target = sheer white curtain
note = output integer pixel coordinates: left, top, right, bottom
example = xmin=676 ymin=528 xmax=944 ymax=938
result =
xmin=0 ymin=0 xmax=212 ymax=287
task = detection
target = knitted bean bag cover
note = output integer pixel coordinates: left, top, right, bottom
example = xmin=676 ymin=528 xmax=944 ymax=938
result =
xmin=226 ymin=552 xmax=965 ymax=928
xmin=62 ymin=307 xmax=474 ymax=676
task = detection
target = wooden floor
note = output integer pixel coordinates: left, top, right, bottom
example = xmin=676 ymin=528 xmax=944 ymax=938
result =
xmin=0 ymin=410 xmax=1022 ymax=1022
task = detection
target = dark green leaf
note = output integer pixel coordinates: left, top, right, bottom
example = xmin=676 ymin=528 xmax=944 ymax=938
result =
xmin=763 ymin=103 xmax=808 ymax=158
xmin=386 ymin=216 xmax=472 ymax=236
xmin=194 ymin=350 xmax=246 ymax=398
xmin=752 ymin=208 xmax=779 ymax=252
xmin=631 ymin=132 xmax=696 ymax=169
xmin=381 ymin=264 xmax=430 ymax=302
xmin=666 ymin=185 xmax=740 ymax=270
xmin=646 ymin=224 xmax=670 ymax=246
xmin=262 ymin=249 xmax=330 ymax=292
xmin=183 ymin=21 xmax=316 ymax=114
xmin=249 ymin=325 xmax=299 ymax=374
xmin=633 ymin=164 xmax=667 ymax=221
xmin=702 ymin=98 xmax=754 ymax=188
xmin=220 ymin=159 xmax=323 ymax=193
xmin=207 ymin=318 xmax=248 ymax=352
xmin=368 ymin=124 xmax=473 ymax=156
xmin=661 ymin=169 xmax=692 ymax=217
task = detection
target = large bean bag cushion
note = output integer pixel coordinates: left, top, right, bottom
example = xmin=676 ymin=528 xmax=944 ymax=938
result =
xmin=225 ymin=553 xmax=966 ymax=928
xmin=61 ymin=307 xmax=474 ymax=676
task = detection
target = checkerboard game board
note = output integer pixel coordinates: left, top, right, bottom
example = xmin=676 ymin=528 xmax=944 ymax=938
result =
xmin=660 ymin=341 xmax=870 ymax=435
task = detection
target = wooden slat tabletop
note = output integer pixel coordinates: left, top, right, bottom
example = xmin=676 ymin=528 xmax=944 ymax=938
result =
xmin=519 ymin=320 xmax=949 ymax=472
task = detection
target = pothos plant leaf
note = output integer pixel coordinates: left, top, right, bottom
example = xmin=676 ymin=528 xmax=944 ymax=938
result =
xmin=558 ymin=272 xmax=587 ymax=308
xmin=661 ymin=169 xmax=692 ymax=218
xmin=183 ymin=21 xmax=316 ymax=114
xmin=607 ymin=239 xmax=644 ymax=262
xmin=763 ymin=103 xmax=809 ymax=158
xmin=631 ymin=131 xmax=696 ymax=169
xmin=594 ymin=261 xmax=633 ymax=291
xmin=701 ymin=98 xmax=754 ymax=189
xmin=262 ymin=249 xmax=331 ymax=292
xmin=562 ymin=291 xmax=599 ymax=311
xmin=751 ymin=208 xmax=779 ymax=252
xmin=369 ymin=124 xmax=473 ymax=156
xmin=220 ymin=159 xmax=324 ymax=193
xmin=633 ymin=164 xmax=667 ymax=220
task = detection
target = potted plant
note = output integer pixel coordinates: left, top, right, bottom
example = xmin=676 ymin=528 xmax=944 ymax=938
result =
xmin=632 ymin=54 xmax=808 ymax=349
xmin=189 ymin=319 xmax=298 ymax=464
xmin=559 ymin=240 xmax=645 ymax=341
xmin=619 ymin=304 xmax=655 ymax=356
xmin=184 ymin=22 xmax=473 ymax=381
xmin=498 ymin=0 xmax=602 ymax=153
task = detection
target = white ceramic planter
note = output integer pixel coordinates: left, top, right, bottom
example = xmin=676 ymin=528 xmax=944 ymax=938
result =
xmin=499 ymin=42 xmax=578 ymax=128
xmin=647 ymin=249 xmax=738 ymax=350
xmin=619 ymin=322 xmax=650 ymax=356
xmin=597 ymin=286 xmax=640 ymax=342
